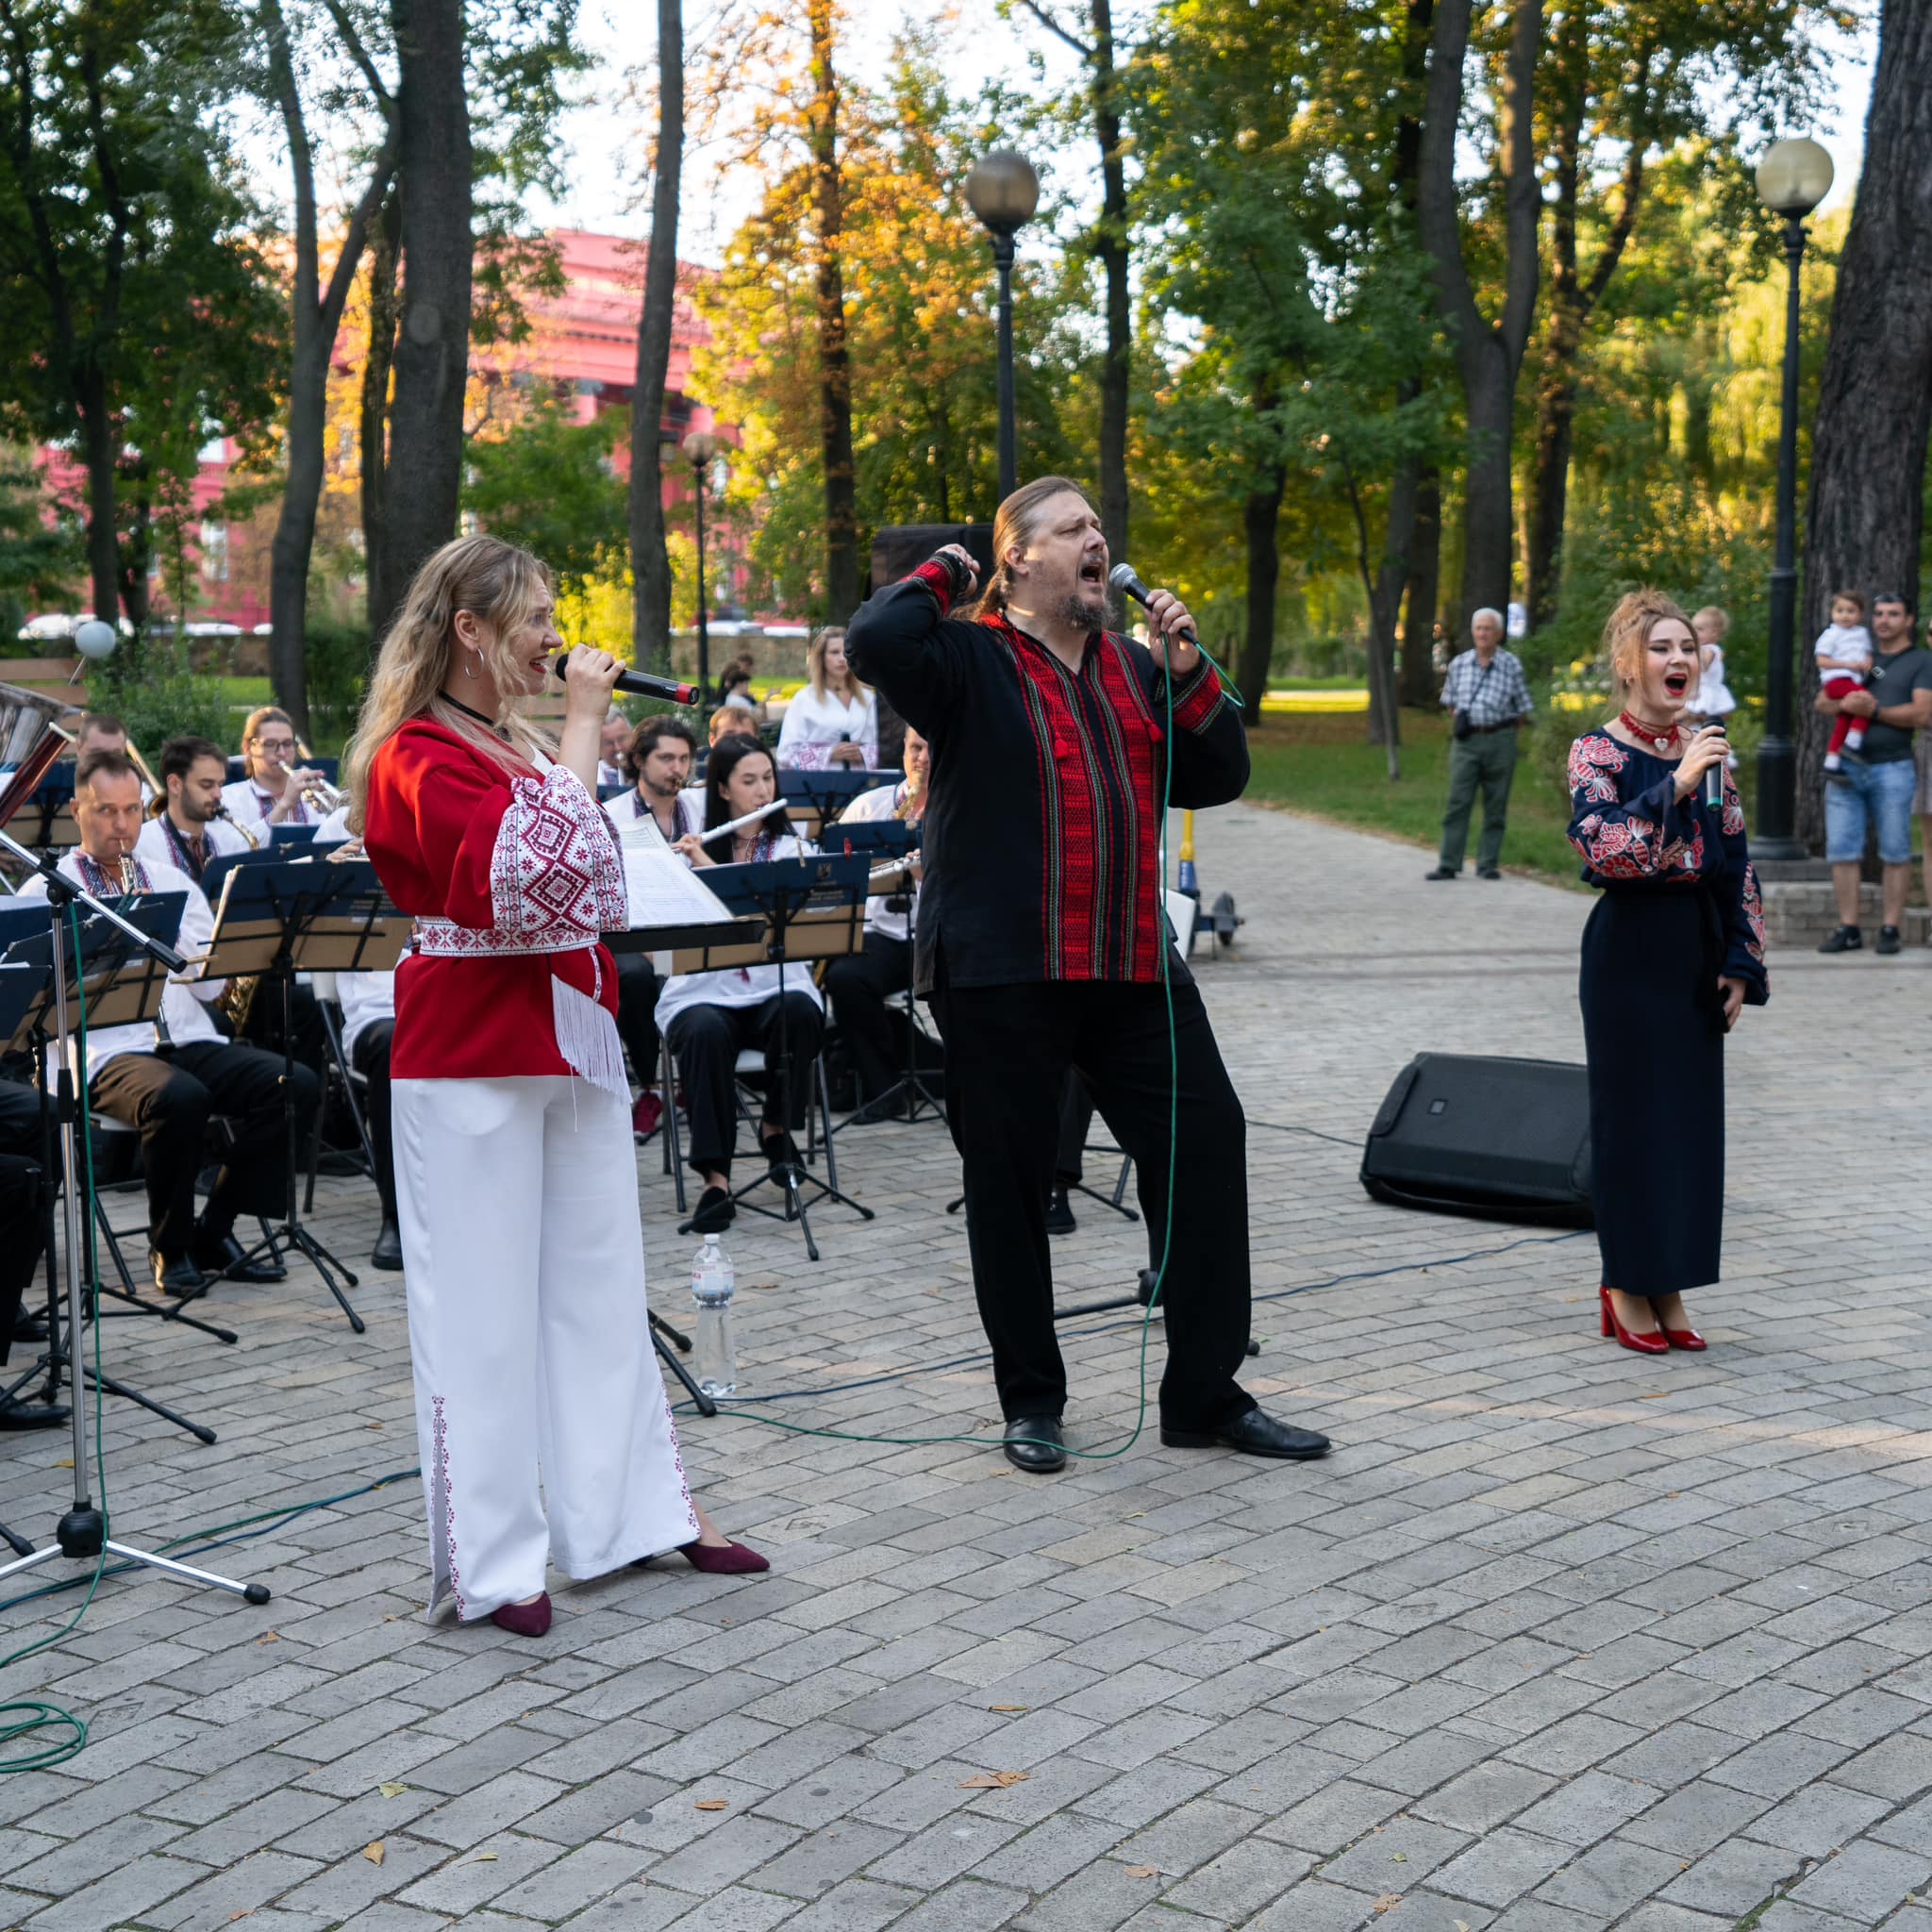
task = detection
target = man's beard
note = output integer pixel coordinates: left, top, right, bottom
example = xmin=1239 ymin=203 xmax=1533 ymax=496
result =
xmin=180 ymin=795 xmax=221 ymax=824
xmin=1058 ymin=590 xmax=1108 ymax=633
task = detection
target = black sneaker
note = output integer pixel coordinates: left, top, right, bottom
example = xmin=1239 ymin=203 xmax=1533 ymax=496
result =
xmin=1818 ymin=924 xmax=1863 ymax=954
xmin=1046 ymin=1187 xmax=1075 ymax=1236
xmin=1877 ymin=924 xmax=1903 ymax=956
xmin=1424 ymin=866 xmax=1457 ymax=880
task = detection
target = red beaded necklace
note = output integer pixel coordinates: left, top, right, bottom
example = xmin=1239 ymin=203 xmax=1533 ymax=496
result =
xmin=1617 ymin=708 xmax=1682 ymax=755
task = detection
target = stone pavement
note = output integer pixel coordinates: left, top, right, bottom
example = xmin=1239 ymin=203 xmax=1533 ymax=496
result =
xmin=3 ymin=801 xmax=1932 ymax=1932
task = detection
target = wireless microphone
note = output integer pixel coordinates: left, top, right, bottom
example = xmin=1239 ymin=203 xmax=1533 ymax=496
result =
xmin=1702 ymin=726 xmax=1724 ymax=811
xmin=552 ymin=652 xmax=699 ymax=706
xmin=1108 ymin=563 xmax=1197 ymax=644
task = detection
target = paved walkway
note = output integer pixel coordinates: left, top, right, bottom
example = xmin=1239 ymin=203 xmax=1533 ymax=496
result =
xmin=3 ymin=802 xmax=1932 ymax=1932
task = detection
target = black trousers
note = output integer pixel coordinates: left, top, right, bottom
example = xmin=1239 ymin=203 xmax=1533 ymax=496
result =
xmin=666 ymin=993 xmax=824 ymax=1179
xmin=1057 ymin=1072 xmax=1094 ymax=1185
xmin=824 ymin=932 xmax=912 ymax=1102
xmin=0 ymin=1078 xmax=44 ymax=1356
xmin=931 ymin=975 xmax=1255 ymax=1433
xmin=350 ymin=1020 xmax=397 ymax=1221
xmin=90 ymin=1041 xmax=322 ymax=1258
xmin=614 ymin=953 xmax=663 ymax=1090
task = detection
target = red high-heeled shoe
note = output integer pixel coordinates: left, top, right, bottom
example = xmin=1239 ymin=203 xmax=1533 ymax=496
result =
xmin=490 ymin=1592 xmax=552 ymax=1637
xmin=1658 ymin=1319 xmax=1706 ymax=1351
xmin=1599 ymin=1286 xmax=1668 ymax=1356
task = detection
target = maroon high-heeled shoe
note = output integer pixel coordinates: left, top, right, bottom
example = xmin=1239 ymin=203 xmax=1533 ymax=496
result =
xmin=678 ymin=1538 xmax=769 ymax=1574
xmin=490 ymin=1592 xmax=552 ymax=1637
xmin=1599 ymin=1286 xmax=1668 ymax=1356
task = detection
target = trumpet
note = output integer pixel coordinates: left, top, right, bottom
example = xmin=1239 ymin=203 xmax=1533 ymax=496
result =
xmin=300 ymin=775 xmax=345 ymax=815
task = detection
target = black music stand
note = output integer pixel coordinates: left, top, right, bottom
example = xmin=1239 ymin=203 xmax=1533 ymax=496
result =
xmin=0 ymin=834 xmax=267 ymax=1609
xmin=203 ymin=853 xmax=408 ymax=1333
xmin=824 ymin=818 xmax=941 ymax=1128
xmin=776 ymin=766 xmax=899 ymax=839
xmin=670 ymin=854 xmax=872 ymax=1261
xmin=604 ymin=896 xmax=768 ymax=1417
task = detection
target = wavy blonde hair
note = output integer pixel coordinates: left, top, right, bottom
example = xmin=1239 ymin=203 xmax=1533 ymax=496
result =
xmin=342 ymin=535 xmax=558 ymax=830
xmin=1603 ymin=588 xmax=1692 ymax=696
xmin=805 ymin=625 xmax=867 ymax=703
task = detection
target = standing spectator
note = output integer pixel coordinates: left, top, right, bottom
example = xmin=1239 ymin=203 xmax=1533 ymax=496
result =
xmin=1689 ymin=606 xmax=1738 ymax=730
xmin=1817 ymin=591 xmax=1932 ymax=957
xmin=777 ymin=626 xmax=878 ymax=770
xmin=1425 ymin=608 xmax=1535 ymax=880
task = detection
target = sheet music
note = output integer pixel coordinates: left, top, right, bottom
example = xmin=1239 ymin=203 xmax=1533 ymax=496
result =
xmin=622 ymin=844 xmax=737 ymax=929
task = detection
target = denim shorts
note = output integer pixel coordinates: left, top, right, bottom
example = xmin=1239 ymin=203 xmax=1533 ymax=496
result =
xmin=1824 ymin=754 xmax=1919 ymax=865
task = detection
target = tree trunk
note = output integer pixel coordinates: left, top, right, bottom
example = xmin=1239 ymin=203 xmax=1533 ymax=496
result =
xmin=260 ymin=0 xmax=396 ymax=733
xmin=77 ymin=372 xmax=121 ymax=627
xmin=361 ymin=186 xmax=401 ymax=645
xmin=1091 ymin=0 xmax=1129 ymax=568
xmin=1400 ymin=463 xmax=1441 ymax=704
xmin=1239 ymin=464 xmax=1285 ymax=705
xmin=1796 ymin=0 xmax=1932 ymax=852
xmin=629 ymin=0 xmax=682 ymax=675
xmin=808 ymin=0 xmax=858 ymax=623
xmin=1416 ymin=0 xmax=1541 ymax=632
xmin=375 ymin=0 xmax=472 ymax=638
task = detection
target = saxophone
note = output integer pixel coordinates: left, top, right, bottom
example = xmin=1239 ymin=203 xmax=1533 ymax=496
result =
xmin=209 ymin=813 xmax=263 ymax=1032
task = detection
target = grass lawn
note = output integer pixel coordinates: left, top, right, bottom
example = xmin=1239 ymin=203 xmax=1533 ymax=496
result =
xmin=1242 ymin=709 xmax=1588 ymax=886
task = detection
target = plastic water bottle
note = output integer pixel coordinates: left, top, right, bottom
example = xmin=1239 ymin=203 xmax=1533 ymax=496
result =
xmin=690 ymin=1234 xmax=737 ymax=1398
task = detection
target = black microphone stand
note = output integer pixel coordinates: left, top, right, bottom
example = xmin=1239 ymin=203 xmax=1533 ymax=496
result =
xmin=0 ymin=824 xmax=269 ymax=1608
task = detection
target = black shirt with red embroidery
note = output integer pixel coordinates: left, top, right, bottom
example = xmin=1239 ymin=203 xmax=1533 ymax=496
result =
xmin=845 ymin=562 xmax=1247 ymax=993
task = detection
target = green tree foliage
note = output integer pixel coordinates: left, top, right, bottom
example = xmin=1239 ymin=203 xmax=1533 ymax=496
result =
xmin=0 ymin=0 xmax=285 ymax=632
xmin=695 ymin=32 xmax=1093 ymax=617
xmin=0 ymin=446 xmax=79 ymax=641
xmin=462 ymin=390 xmax=626 ymax=600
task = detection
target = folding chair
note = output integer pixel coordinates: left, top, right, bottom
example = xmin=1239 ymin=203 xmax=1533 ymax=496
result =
xmin=304 ymin=972 xmax=377 ymax=1213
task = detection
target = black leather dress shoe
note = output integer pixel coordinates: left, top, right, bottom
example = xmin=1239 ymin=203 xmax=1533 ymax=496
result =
xmin=690 ymin=1186 xmax=734 ymax=1234
xmin=1424 ymin=866 xmax=1458 ymax=880
xmin=1161 ymin=1408 xmax=1331 ymax=1460
xmin=150 ymin=1250 xmax=208 ymax=1298
xmin=762 ymin=1132 xmax=802 ymax=1176
xmin=193 ymin=1231 xmax=287 ymax=1284
xmin=0 ymin=1394 xmax=70 ymax=1432
xmin=371 ymin=1220 xmax=404 ymax=1271
xmin=1003 ymin=1414 xmax=1066 ymax=1474
xmin=1046 ymin=1187 xmax=1075 ymax=1236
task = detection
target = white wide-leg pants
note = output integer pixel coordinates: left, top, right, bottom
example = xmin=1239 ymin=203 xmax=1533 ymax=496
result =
xmin=392 ymin=1075 xmax=699 ymax=1621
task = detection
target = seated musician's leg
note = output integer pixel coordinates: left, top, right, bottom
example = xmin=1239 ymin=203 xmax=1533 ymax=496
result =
xmin=92 ymin=1051 xmax=208 ymax=1285
xmin=824 ymin=934 xmax=908 ymax=1106
xmin=666 ymin=1004 xmax=742 ymax=1197
xmin=352 ymin=1020 xmax=401 ymax=1269
xmin=613 ymin=955 xmax=662 ymax=1099
xmin=754 ymin=993 xmax=826 ymax=1150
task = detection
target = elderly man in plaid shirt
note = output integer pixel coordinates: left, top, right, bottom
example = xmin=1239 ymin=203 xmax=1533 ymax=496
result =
xmin=1425 ymin=607 xmax=1535 ymax=880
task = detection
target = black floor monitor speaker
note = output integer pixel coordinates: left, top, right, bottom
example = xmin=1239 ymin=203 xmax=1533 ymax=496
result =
xmin=1360 ymin=1053 xmax=1593 ymax=1227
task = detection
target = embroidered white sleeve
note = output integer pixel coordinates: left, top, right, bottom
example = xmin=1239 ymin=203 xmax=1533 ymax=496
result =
xmin=490 ymin=764 xmax=629 ymax=943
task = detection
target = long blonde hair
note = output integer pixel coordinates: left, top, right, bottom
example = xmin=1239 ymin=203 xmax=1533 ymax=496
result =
xmin=965 ymin=475 xmax=1096 ymax=622
xmin=343 ymin=535 xmax=558 ymax=830
xmin=805 ymin=625 xmax=867 ymax=704
xmin=1602 ymin=588 xmax=1691 ymax=695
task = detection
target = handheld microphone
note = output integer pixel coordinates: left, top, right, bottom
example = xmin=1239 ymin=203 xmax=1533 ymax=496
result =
xmin=552 ymin=652 xmax=699 ymax=706
xmin=1108 ymin=563 xmax=1197 ymax=644
xmin=1701 ymin=726 xmax=1723 ymax=812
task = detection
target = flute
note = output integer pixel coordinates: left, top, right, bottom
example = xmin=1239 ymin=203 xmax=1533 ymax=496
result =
xmin=697 ymin=798 xmax=791 ymax=844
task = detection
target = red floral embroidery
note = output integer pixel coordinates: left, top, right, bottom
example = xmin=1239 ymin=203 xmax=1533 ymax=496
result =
xmin=1568 ymin=733 xmax=1628 ymax=804
xmin=1741 ymin=862 xmax=1767 ymax=964
xmin=1722 ymin=769 xmax=1746 ymax=839
xmin=430 ymin=1393 xmax=466 ymax=1622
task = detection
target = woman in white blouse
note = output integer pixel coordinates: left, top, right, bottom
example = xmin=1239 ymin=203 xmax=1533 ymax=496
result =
xmin=775 ymin=627 xmax=877 ymax=770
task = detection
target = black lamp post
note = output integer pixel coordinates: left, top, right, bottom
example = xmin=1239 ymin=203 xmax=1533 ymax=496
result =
xmin=682 ymin=428 xmax=721 ymax=698
xmin=965 ymin=150 xmax=1041 ymax=502
xmin=1753 ymin=135 xmax=1835 ymax=861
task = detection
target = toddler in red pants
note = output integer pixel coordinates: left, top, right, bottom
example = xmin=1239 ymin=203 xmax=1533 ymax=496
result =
xmin=1818 ymin=590 xmax=1874 ymax=775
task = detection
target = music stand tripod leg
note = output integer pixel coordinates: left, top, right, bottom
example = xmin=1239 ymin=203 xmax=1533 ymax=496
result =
xmin=0 ymin=849 xmax=264 ymax=1609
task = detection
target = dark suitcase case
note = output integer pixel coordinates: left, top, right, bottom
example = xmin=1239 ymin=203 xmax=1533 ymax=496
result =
xmin=1359 ymin=1053 xmax=1594 ymax=1227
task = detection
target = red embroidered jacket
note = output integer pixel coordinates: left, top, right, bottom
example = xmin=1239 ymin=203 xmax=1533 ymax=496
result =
xmin=362 ymin=720 xmax=631 ymax=1088
xmin=845 ymin=563 xmax=1246 ymax=991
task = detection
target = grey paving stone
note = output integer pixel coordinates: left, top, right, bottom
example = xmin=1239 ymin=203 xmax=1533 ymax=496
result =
xmin=1784 ymin=1840 xmax=1932 ymax=1923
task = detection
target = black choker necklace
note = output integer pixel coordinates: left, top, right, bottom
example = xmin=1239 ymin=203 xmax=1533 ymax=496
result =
xmin=445 ymin=693 xmax=509 ymax=739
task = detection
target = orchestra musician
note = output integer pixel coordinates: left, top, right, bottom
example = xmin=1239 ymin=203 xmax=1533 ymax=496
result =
xmin=135 ymin=736 xmax=253 ymax=883
xmin=20 ymin=750 xmax=317 ymax=1295
xmin=0 ymin=1073 xmax=67 ymax=1429
xmin=312 ymin=808 xmax=403 ymax=1272
xmin=846 ymin=475 xmax=1332 ymax=1474
xmin=658 ymin=736 xmax=825 ymax=1234
xmin=775 ymin=627 xmax=877 ymax=771
xmin=348 ymin=532 xmax=762 ymax=1640
xmin=607 ymin=715 xmax=702 ymax=1137
xmin=708 ymin=706 xmax=760 ymax=753
xmin=596 ymin=708 xmax=632 ymax=789
xmin=224 ymin=706 xmax=329 ymax=829
xmin=823 ymin=725 xmax=928 ymax=1120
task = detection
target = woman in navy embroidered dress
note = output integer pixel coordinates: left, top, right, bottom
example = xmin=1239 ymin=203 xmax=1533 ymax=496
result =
xmin=1568 ymin=590 xmax=1768 ymax=1356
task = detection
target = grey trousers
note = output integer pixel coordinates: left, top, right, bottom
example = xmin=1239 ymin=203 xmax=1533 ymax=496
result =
xmin=1439 ymin=728 xmax=1519 ymax=873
